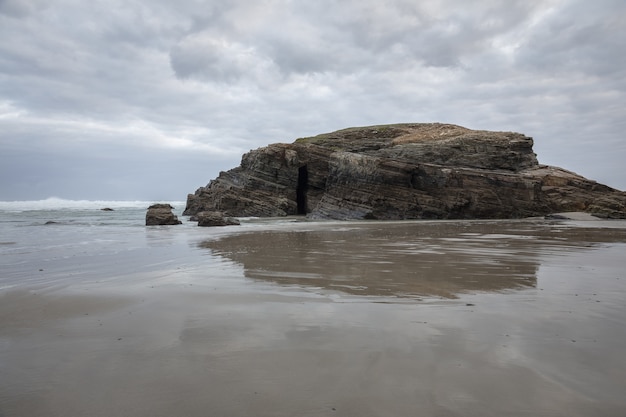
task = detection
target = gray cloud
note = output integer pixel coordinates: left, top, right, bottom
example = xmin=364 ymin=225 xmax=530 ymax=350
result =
xmin=1 ymin=0 xmax=625 ymax=201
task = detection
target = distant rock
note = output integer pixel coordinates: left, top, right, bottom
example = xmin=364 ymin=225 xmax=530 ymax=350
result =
xmin=195 ymin=211 xmax=240 ymax=227
xmin=146 ymin=203 xmax=182 ymax=226
xmin=101 ymin=207 xmax=114 ymax=211
xmin=544 ymin=214 xmax=572 ymax=220
xmin=184 ymin=123 xmax=626 ymax=220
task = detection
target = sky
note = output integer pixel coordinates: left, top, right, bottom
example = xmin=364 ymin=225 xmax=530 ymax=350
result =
xmin=1 ymin=0 xmax=625 ymax=201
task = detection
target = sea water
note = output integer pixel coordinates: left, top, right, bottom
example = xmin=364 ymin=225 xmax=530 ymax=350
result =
xmin=0 ymin=199 xmax=188 ymax=290
xmin=0 ymin=199 xmax=318 ymax=292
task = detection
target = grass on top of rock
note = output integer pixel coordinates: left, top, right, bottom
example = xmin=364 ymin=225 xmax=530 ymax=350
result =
xmin=293 ymin=123 xmax=478 ymax=146
xmin=294 ymin=124 xmax=415 ymax=144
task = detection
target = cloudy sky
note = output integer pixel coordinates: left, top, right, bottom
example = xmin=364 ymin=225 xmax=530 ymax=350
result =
xmin=1 ymin=0 xmax=624 ymax=201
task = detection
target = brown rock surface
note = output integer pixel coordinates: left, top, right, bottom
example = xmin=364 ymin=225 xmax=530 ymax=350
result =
xmin=184 ymin=123 xmax=626 ymax=220
xmin=195 ymin=211 xmax=241 ymax=227
xmin=146 ymin=204 xmax=182 ymax=226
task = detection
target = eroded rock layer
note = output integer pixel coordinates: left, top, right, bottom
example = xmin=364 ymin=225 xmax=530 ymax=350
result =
xmin=184 ymin=123 xmax=626 ymax=220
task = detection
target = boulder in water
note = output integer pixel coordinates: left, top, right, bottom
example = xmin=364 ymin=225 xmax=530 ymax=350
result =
xmin=146 ymin=204 xmax=182 ymax=226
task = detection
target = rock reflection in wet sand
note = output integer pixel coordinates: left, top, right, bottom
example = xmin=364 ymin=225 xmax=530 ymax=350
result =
xmin=201 ymin=220 xmax=625 ymax=299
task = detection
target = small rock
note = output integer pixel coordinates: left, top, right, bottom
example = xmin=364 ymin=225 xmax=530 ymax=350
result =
xmin=196 ymin=211 xmax=240 ymax=227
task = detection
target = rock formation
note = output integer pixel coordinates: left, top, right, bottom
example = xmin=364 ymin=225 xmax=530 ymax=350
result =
xmin=146 ymin=204 xmax=182 ymax=226
xmin=184 ymin=123 xmax=626 ymax=220
xmin=194 ymin=211 xmax=241 ymax=227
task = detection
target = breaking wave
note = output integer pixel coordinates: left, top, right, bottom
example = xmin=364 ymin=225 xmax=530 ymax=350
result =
xmin=0 ymin=198 xmax=186 ymax=212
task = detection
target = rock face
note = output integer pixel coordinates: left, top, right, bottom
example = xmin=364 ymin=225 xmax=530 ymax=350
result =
xmin=184 ymin=123 xmax=626 ymax=220
xmin=146 ymin=204 xmax=182 ymax=226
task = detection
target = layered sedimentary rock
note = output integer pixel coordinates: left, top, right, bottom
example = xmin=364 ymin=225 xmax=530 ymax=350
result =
xmin=184 ymin=123 xmax=626 ymax=220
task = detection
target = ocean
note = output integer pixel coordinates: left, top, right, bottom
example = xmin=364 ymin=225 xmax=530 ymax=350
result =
xmin=0 ymin=199 xmax=187 ymax=290
xmin=1 ymin=199 xmax=626 ymax=416
xmin=0 ymin=199 xmax=323 ymax=291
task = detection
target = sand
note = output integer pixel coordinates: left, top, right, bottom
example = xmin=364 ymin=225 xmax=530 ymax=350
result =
xmin=1 ymin=219 xmax=626 ymax=416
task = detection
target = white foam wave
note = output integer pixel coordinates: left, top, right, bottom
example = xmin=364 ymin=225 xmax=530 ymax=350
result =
xmin=0 ymin=198 xmax=186 ymax=211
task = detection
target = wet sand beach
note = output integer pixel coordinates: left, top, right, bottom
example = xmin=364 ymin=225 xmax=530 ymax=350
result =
xmin=1 ymin=218 xmax=626 ymax=416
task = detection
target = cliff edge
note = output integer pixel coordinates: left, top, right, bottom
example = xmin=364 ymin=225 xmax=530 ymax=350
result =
xmin=184 ymin=123 xmax=626 ymax=220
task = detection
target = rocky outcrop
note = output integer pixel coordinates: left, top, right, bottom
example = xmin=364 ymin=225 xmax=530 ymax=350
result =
xmin=184 ymin=123 xmax=626 ymax=220
xmin=195 ymin=211 xmax=240 ymax=227
xmin=146 ymin=204 xmax=182 ymax=226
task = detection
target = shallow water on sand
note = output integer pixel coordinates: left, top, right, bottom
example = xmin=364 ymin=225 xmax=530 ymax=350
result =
xmin=1 ymin=206 xmax=626 ymax=416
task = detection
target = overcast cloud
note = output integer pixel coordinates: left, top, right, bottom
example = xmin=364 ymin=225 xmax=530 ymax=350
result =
xmin=1 ymin=0 xmax=625 ymax=200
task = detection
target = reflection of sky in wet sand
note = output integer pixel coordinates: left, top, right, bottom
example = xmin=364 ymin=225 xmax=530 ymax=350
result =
xmin=201 ymin=220 xmax=626 ymax=299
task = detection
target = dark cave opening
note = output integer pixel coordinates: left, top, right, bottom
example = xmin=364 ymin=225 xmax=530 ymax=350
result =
xmin=296 ymin=165 xmax=308 ymax=215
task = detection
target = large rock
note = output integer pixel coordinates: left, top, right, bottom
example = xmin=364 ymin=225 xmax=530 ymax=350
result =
xmin=146 ymin=204 xmax=182 ymax=226
xmin=184 ymin=123 xmax=626 ymax=220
